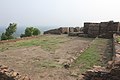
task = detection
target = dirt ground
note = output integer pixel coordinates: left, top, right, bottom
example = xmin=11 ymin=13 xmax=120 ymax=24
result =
xmin=0 ymin=35 xmax=93 ymax=80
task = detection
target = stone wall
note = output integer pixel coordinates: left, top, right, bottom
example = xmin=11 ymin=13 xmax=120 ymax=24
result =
xmin=83 ymin=23 xmax=90 ymax=34
xmin=74 ymin=27 xmax=80 ymax=32
xmin=44 ymin=27 xmax=81 ymax=35
xmin=87 ymin=23 xmax=100 ymax=38
xmin=58 ymin=27 xmax=69 ymax=34
xmin=83 ymin=21 xmax=120 ymax=38
xmin=44 ymin=29 xmax=61 ymax=35
xmin=99 ymin=21 xmax=120 ymax=38
xmin=69 ymin=27 xmax=74 ymax=33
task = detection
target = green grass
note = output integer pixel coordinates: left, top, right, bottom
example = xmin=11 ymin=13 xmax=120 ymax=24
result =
xmin=72 ymin=38 xmax=110 ymax=73
xmin=0 ymin=35 xmax=70 ymax=52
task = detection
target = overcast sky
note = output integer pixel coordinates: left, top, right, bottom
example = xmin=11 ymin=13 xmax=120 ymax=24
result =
xmin=1 ymin=0 xmax=120 ymax=27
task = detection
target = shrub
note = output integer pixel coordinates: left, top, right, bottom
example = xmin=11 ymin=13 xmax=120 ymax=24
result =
xmin=20 ymin=27 xmax=40 ymax=38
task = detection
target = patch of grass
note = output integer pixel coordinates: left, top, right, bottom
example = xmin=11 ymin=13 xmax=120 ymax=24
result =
xmin=0 ymin=35 xmax=70 ymax=52
xmin=15 ymin=35 xmax=69 ymax=51
xmin=72 ymin=38 xmax=110 ymax=73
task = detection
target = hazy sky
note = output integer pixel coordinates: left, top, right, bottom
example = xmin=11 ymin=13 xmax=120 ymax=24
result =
xmin=1 ymin=0 xmax=120 ymax=27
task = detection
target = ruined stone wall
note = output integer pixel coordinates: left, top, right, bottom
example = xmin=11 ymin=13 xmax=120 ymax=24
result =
xmin=58 ymin=27 xmax=69 ymax=34
xmin=74 ymin=27 xmax=80 ymax=32
xmin=44 ymin=29 xmax=61 ymax=35
xmin=99 ymin=21 xmax=119 ymax=38
xmin=44 ymin=27 xmax=81 ymax=35
xmin=83 ymin=23 xmax=90 ymax=34
xmin=87 ymin=23 xmax=100 ymax=37
xmin=69 ymin=27 xmax=74 ymax=33
xmin=83 ymin=21 xmax=120 ymax=38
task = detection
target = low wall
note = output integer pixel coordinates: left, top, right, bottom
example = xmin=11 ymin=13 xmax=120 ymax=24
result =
xmin=44 ymin=27 xmax=81 ymax=35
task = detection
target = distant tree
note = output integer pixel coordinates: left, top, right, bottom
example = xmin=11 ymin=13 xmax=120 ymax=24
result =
xmin=25 ymin=27 xmax=34 ymax=37
xmin=1 ymin=23 xmax=17 ymax=40
xmin=1 ymin=33 xmax=7 ymax=40
xmin=33 ymin=28 xmax=40 ymax=35
xmin=20 ymin=27 xmax=40 ymax=38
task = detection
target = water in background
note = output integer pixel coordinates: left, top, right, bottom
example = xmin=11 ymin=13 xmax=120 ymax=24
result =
xmin=0 ymin=26 xmax=59 ymax=38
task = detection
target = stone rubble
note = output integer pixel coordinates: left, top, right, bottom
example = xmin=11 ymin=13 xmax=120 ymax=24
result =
xmin=0 ymin=65 xmax=31 ymax=80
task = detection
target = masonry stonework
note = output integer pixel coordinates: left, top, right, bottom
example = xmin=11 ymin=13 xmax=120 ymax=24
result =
xmin=84 ymin=21 xmax=120 ymax=38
